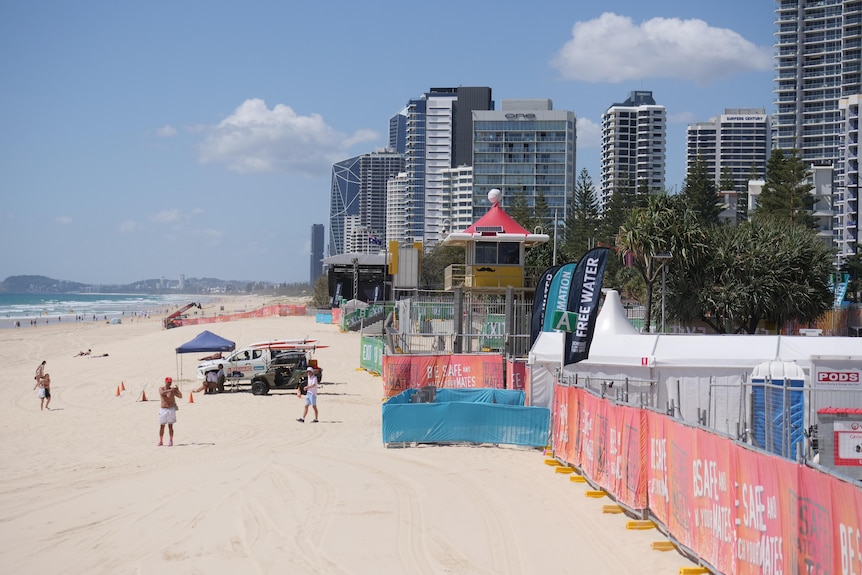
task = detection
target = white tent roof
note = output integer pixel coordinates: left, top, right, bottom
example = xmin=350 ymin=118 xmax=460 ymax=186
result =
xmin=594 ymin=290 xmax=639 ymax=336
xmin=652 ymin=335 xmax=782 ymax=368
xmin=529 ymin=332 xmax=564 ymax=366
xmin=751 ymin=361 xmax=806 ymax=381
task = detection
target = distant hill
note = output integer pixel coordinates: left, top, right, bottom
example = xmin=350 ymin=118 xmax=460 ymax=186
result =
xmin=0 ymin=275 xmax=311 ymax=296
xmin=0 ymin=275 xmax=89 ymax=293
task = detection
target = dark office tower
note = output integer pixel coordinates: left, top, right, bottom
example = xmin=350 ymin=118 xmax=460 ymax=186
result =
xmin=310 ymin=224 xmax=324 ymax=284
xmin=450 ymin=86 xmax=493 ymax=168
xmin=389 ymin=109 xmax=407 ymax=154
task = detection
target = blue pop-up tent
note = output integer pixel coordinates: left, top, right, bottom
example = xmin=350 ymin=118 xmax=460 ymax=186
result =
xmin=176 ymin=330 xmax=235 ymax=354
xmin=175 ymin=330 xmax=235 ymax=382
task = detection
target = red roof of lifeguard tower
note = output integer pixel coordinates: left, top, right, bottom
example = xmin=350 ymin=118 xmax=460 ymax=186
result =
xmin=442 ymin=189 xmax=549 ymax=246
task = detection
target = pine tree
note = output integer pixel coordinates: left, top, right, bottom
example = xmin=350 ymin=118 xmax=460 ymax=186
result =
xmin=758 ymin=149 xmax=816 ymax=228
xmin=680 ymin=155 xmax=722 ymax=225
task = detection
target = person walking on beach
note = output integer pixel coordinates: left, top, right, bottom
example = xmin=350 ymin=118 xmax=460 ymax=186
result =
xmin=34 ymin=372 xmax=51 ymax=410
xmin=297 ymin=366 xmax=319 ymax=423
xmin=158 ymin=377 xmax=182 ymax=446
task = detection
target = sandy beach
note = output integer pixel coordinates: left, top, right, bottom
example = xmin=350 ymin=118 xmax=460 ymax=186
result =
xmin=0 ymin=297 xmax=695 ymax=574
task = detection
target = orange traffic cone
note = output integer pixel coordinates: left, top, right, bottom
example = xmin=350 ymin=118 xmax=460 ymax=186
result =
xmin=121 ymin=381 xmax=126 ymax=391
xmin=140 ymin=391 xmax=148 ymax=402
xmin=115 ymin=386 xmax=121 ymax=396
xmin=189 ymin=392 xmax=195 ymax=404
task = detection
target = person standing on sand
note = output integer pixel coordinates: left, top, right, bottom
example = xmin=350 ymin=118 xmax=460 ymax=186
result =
xmin=158 ymin=377 xmax=182 ymax=446
xmin=34 ymin=372 xmax=51 ymax=410
xmin=297 ymin=366 xmax=319 ymax=423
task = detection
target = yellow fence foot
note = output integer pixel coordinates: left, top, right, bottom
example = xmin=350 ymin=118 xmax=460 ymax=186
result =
xmin=651 ymin=541 xmax=677 ymax=552
xmin=678 ymin=567 xmax=709 ymax=575
xmin=554 ymin=466 xmax=574 ymax=474
xmin=544 ymin=459 xmax=561 ymax=466
xmin=585 ymin=490 xmax=607 ymax=498
xmin=626 ymin=520 xmax=656 ymax=530
xmin=602 ymin=505 xmax=624 ymax=514
xmin=570 ymin=475 xmax=587 ymax=483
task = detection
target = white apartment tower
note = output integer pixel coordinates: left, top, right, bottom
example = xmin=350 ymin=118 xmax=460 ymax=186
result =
xmin=686 ymin=109 xmax=771 ymax=192
xmin=385 ymin=172 xmax=409 ymax=246
xmin=839 ymin=94 xmax=860 ymax=258
xmin=774 ymin=0 xmax=862 ymax=259
xmin=440 ymin=166 xmax=474 ymax=238
xmin=600 ymin=90 xmax=666 ymax=210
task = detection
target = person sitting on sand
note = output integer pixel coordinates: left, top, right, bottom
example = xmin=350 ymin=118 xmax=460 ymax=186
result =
xmin=74 ymin=349 xmax=91 ymax=357
xmin=194 ymin=369 xmax=218 ymax=394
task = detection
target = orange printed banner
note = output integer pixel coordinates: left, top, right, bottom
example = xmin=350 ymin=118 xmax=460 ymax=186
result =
xmin=382 ymin=354 xmax=504 ymax=398
xmin=558 ymin=387 xmax=862 ymax=575
xmin=506 ymin=359 xmax=526 ymax=391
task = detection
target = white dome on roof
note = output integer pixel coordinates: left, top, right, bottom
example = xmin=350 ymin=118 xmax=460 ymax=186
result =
xmin=488 ymin=188 xmax=501 ymax=205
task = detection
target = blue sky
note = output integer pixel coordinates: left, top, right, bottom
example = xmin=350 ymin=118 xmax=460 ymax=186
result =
xmin=0 ymin=0 xmax=776 ymax=285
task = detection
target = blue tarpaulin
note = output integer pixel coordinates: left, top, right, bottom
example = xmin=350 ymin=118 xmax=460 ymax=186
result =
xmin=382 ymin=388 xmax=549 ymax=447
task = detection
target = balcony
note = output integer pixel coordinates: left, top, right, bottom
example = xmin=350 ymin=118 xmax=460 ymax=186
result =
xmin=444 ymin=264 xmax=526 ymax=291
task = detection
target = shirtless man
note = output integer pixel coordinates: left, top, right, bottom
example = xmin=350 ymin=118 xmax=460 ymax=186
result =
xmin=34 ymin=372 xmax=51 ymax=410
xmin=158 ymin=377 xmax=182 ymax=446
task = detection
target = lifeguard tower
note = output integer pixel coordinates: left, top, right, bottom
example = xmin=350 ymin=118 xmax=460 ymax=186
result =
xmin=441 ymin=189 xmax=549 ymax=291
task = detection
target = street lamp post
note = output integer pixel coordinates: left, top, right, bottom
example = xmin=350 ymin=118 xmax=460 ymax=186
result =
xmin=652 ymin=252 xmax=673 ymax=333
xmin=552 ymin=208 xmax=559 ymax=266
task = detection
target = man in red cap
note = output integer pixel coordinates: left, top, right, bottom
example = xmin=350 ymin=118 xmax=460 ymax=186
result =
xmin=158 ymin=377 xmax=182 ymax=446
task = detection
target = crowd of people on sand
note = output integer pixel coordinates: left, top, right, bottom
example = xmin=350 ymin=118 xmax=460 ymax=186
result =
xmin=10 ymin=311 xmax=154 ymax=329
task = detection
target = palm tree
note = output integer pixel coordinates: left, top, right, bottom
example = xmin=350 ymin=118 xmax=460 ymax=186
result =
xmin=616 ymin=195 xmax=707 ymax=332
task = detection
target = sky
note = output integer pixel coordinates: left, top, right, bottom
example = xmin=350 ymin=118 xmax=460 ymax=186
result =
xmin=0 ymin=0 xmax=776 ymax=286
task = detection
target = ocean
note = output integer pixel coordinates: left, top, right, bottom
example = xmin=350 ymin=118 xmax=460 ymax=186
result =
xmin=0 ymin=293 xmax=208 ymax=328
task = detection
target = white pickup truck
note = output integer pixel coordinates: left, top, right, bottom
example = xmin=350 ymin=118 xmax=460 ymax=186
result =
xmin=196 ymin=339 xmax=318 ymax=381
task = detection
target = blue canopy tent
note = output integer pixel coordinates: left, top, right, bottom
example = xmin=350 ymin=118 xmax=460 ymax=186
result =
xmin=175 ymin=330 xmax=235 ymax=383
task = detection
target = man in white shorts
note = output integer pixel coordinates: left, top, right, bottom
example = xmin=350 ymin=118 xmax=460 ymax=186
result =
xmin=158 ymin=377 xmax=182 ymax=446
xmin=297 ymin=366 xmax=319 ymax=423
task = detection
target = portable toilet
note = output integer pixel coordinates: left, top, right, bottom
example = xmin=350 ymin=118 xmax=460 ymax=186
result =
xmin=749 ymin=361 xmax=806 ymax=459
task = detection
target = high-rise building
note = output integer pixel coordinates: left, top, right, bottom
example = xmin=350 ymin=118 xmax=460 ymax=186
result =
xmin=686 ymin=109 xmax=771 ymax=192
xmin=401 ymin=87 xmax=493 ymax=246
xmin=329 ymin=155 xmax=361 ymax=257
xmin=600 ymin=90 xmax=666 ymax=210
xmin=839 ymin=95 xmax=860 ymax=259
xmin=404 ymin=97 xmax=426 ymax=244
xmin=310 ymin=224 xmax=324 ymax=284
xmin=385 ymin=172 xmax=409 ymax=246
xmin=440 ymin=166 xmax=474 ymax=236
xmin=472 ymin=99 xmax=577 ymax=226
xmin=389 ymin=109 xmax=407 ymax=154
xmin=328 ymin=151 xmax=404 ymax=257
xmin=774 ymin=1 xmax=861 ymax=163
xmin=774 ymin=1 xmax=862 ymax=258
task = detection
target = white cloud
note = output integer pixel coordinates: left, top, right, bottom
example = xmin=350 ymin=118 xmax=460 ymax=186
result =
xmin=156 ymin=125 xmax=177 ymax=137
xmin=551 ymin=13 xmax=772 ymax=84
xmin=55 ymin=215 xmax=72 ymax=225
xmin=152 ymin=209 xmax=180 ymax=223
xmin=576 ymin=117 xmax=601 ymax=149
xmin=198 ymin=98 xmax=378 ymax=175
